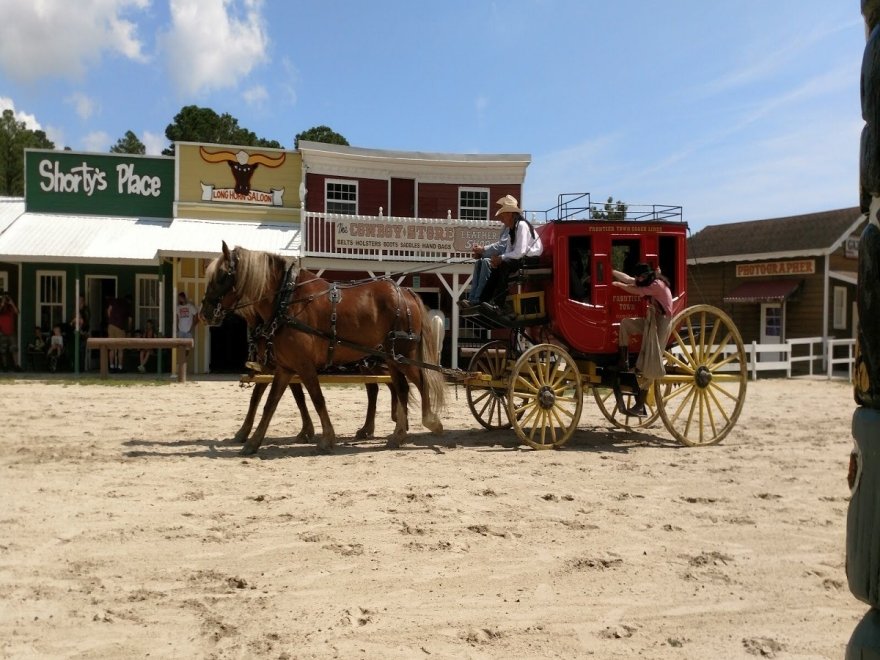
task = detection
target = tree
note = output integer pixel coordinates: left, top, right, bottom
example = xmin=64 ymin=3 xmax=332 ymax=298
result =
xmin=294 ymin=125 xmax=349 ymax=150
xmin=590 ymin=196 xmax=628 ymax=221
xmin=161 ymin=105 xmax=282 ymax=155
xmin=0 ymin=109 xmax=55 ymax=195
xmin=110 ymin=130 xmax=146 ymax=155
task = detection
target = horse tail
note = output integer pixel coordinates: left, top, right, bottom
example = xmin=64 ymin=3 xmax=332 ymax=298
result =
xmin=418 ymin=306 xmax=446 ymax=411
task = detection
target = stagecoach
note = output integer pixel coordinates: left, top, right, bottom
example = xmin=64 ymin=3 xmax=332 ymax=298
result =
xmin=215 ymin=194 xmax=747 ymax=454
xmin=459 ymin=195 xmax=748 ymax=449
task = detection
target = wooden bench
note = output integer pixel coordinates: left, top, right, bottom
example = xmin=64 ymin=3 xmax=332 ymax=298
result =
xmin=86 ymin=337 xmax=194 ymax=381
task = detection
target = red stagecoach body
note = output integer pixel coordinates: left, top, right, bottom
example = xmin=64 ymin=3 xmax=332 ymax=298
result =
xmin=523 ymin=218 xmax=689 ymax=357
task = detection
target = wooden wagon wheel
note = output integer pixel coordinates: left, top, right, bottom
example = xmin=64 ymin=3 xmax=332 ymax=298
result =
xmin=591 ymin=385 xmax=661 ymax=430
xmin=507 ymin=344 xmax=584 ymax=449
xmin=465 ymin=340 xmax=516 ymax=429
xmin=656 ymin=304 xmax=748 ymax=446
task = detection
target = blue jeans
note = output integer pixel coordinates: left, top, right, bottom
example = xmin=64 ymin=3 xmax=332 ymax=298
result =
xmin=468 ymin=258 xmax=493 ymax=303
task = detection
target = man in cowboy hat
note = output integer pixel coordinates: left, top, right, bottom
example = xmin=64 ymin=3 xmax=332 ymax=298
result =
xmin=459 ymin=194 xmax=543 ymax=310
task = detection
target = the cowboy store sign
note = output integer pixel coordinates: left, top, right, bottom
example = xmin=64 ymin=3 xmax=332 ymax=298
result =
xmin=25 ymin=150 xmax=174 ymax=217
xmin=335 ymin=219 xmax=500 ymax=254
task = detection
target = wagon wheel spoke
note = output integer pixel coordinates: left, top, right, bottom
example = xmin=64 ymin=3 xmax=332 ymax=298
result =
xmin=508 ymin=344 xmax=583 ymax=450
xmin=466 ymin=341 xmax=515 ymax=430
xmin=657 ymin=305 xmax=747 ymax=446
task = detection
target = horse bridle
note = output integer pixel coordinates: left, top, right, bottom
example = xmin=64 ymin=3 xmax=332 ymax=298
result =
xmin=205 ymin=249 xmax=238 ymax=324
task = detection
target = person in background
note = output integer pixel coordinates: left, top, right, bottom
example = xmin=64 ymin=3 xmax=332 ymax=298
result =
xmin=176 ymin=292 xmax=198 ymax=366
xmin=0 ymin=293 xmax=23 ymax=372
xmin=46 ymin=324 xmax=64 ymax=372
xmin=106 ymin=293 xmax=132 ymax=372
xmin=138 ymin=319 xmax=157 ymax=373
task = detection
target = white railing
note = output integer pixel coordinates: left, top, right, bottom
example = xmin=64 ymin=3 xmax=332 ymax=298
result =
xmin=826 ymin=338 xmax=856 ymax=381
xmin=302 ymin=209 xmax=503 ymax=262
xmin=670 ymin=336 xmax=852 ymax=381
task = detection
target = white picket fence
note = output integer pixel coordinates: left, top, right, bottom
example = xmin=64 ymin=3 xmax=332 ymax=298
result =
xmin=743 ymin=336 xmax=855 ymax=381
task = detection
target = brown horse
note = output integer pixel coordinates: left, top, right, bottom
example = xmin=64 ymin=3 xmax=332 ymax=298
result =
xmin=201 ymin=242 xmax=445 ymax=455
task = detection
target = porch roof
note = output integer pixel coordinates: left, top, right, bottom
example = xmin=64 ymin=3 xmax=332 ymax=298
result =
xmin=0 ymin=213 xmax=302 ymax=264
xmin=722 ymin=279 xmax=803 ymax=304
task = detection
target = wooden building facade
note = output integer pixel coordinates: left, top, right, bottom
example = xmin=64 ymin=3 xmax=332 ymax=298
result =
xmin=687 ymin=208 xmax=864 ymax=351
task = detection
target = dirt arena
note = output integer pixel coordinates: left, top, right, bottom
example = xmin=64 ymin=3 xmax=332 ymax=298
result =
xmin=0 ymin=375 xmax=865 ymax=659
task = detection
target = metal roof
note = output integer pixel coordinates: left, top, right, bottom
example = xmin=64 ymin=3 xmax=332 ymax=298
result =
xmin=0 ymin=212 xmax=301 ymax=264
xmin=0 ymin=212 xmax=172 ymax=265
xmin=158 ymin=218 xmax=301 ymax=259
xmin=0 ymin=197 xmax=25 ymax=235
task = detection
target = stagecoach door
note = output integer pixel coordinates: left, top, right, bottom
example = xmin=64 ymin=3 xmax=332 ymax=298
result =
xmin=760 ymin=303 xmax=783 ymax=361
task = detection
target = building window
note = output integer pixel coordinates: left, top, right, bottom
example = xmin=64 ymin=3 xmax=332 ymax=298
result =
xmin=136 ymin=274 xmax=160 ymax=332
xmin=37 ymin=271 xmax=65 ymax=330
xmin=0 ymin=270 xmax=8 ymax=294
xmin=833 ymin=286 xmax=847 ymax=330
xmin=326 ymin=180 xmax=357 ymax=215
xmin=459 ymin=188 xmax=489 ymax=221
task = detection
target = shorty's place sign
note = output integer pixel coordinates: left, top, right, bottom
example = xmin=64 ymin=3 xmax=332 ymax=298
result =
xmin=334 ymin=219 xmax=500 ymax=254
xmin=25 ymin=150 xmax=174 ymax=217
xmin=736 ymin=259 xmax=815 ymax=277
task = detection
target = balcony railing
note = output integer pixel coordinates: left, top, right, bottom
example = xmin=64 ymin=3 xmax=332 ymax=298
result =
xmin=302 ymin=210 xmax=504 ymax=262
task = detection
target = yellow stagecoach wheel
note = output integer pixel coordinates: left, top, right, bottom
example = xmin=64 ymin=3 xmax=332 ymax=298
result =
xmin=507 ymin=344 xmax=583 ymax=449
xmin=591 ymin=384 xmax=660 ymax=430
xmin=657 ymin=304 xmax=748 ymax=446
xmin=465 ymin=340 xmax=515 ymax=430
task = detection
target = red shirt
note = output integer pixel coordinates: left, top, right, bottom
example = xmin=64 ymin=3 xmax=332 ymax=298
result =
xmin=0 ymin=308 xmax=14 ymax=335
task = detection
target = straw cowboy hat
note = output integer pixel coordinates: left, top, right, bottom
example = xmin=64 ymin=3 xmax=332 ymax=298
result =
xmin=495 ymin=194 xmax=522 ymax=216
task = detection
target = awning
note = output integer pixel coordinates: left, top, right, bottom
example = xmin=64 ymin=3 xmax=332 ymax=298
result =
xmin=0 ymin=212 xmax=302 ymax=265
xmin=156 ymin=217 xmax=301 ymax=260
xmin=0 ymin=212 xmax=171 ymax=265
xmin=723 ymin=279 xmax=802 ymax=304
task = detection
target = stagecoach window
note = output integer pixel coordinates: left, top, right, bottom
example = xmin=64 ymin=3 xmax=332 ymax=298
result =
xmin=326 ymin=180 xmax=357 ymax=215
xmin=459 ymin=188 xmax=489 ymax=221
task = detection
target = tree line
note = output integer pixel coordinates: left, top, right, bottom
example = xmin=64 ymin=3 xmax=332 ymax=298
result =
xmin=0 ymin=105 xmax=348 ymax=195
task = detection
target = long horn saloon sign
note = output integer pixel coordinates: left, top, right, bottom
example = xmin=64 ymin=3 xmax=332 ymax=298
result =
xmin=199 ymin=146 xmax=286 ymax=206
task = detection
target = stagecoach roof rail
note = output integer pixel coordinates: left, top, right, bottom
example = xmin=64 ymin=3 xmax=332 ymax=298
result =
xmin=523 ymin=192 xmax=683 ymax=224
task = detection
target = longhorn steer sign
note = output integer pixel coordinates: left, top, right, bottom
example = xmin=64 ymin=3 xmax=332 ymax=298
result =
xmin=199 ymin=146 xmax=286 ymax=202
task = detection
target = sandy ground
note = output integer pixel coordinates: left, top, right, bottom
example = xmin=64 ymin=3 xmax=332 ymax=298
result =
xmin=0 ymin=374 xmax=866 ymax=659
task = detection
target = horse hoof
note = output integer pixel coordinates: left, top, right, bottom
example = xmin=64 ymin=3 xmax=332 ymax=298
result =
xmin=385 ymin=439 xmax=401 ymax=449
xmin=232 ymin=433 xmax=247 ymax=444
xmin=355 ymin=428 xmax=374 ymax=439
xmin=239 ymin=444 xmax=258 ymax=456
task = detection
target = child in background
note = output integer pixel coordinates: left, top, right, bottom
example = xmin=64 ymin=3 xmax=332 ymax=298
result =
xmin=46 ymin=324 xmax=64 ymax=372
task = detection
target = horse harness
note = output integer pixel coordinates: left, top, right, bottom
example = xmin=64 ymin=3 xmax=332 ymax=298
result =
xmin=247 ymin=265 xmax=422 ymax=371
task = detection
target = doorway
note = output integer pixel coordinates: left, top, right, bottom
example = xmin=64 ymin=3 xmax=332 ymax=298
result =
xmin=760 ymin=302 xmax=783 ymax=361
xmin=85 ymin=275 xmax=117 ymax=336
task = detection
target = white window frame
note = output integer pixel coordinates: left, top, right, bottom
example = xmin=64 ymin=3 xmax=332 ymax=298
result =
xmin=458 ymin=187 xmax=490 ymax=221
xmin=325 ymin=179 xmax=358 ymax=215
xmin=833 ymin=286 xmax=847 ymax=330
xmin=36 ymin=270 xmax=66 ymax=331
xmin=135 ymin=274 xmax=160 ymax=332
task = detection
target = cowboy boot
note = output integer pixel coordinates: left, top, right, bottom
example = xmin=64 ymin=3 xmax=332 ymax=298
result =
xmin=613 ymin=388 xmax=629 ymax=415
xmin=627 ymin=388 xmax=649 ymax=417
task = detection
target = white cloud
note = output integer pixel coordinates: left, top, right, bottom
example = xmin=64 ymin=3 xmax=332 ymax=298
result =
xmin=160 ymin=0 xmax=269 ymax=97
xmin=66 ymin=93 xmax=99 ymax=121
xmin=142 ymin=130 xmax=166 ymax=155
xmin=0 ymin=0 xmax=149 ymax=82
xmin=81 ymin=130 xmax=111 ymax=152
xmin=242 ymin=84 xmax=268 ymax=106
xmin=0 ymin=97 xmax=42 ymax=130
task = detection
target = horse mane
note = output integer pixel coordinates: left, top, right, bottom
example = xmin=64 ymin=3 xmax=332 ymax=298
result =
xmin=215 ymin=246 xmax=298 ymax=324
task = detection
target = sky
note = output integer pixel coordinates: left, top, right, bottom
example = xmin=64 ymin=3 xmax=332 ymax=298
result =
xmin=0 ymin=0 xmax=866 ymax=233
